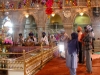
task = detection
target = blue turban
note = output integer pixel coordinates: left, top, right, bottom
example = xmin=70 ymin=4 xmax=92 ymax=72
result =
xmin=42 ymin=32 xmax=46 ymax=35
xmin=29 ymin=32 xmax=34 ymax=36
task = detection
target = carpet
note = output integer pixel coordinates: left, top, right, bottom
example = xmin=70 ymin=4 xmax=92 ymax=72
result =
xmin=35 ymin=54 xmax=100 ymax=75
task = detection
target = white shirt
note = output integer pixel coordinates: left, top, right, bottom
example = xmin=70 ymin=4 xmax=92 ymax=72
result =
xmin=17 ymin=37 xmax=24 ymax=44
xmin=41 ymin=36 xmax=49 ymax=45
xmin=89 ymin=31 xmax=94 ymax=38
xmin=27 ymin=37 xmax=37 ymax=44
xmin=50 ymin=35 xmax=57 ymax=43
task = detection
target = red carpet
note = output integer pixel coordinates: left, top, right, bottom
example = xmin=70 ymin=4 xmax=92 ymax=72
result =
xmin=36 ymin=54 xmax=100 ymax=75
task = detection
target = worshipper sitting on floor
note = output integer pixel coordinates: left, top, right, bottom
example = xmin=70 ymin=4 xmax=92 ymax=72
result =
xmin=24 ymin=32 xmax=37 ymax=46
xmin=17 ymin=33 xmax=24 ymax=46
xmin=49 ymin=35 xmax=57 ymax=46
xmin=40 ymin=32 xmax=49 ymax=46
xmin=67 ymin=32 xmax=79 ymax=75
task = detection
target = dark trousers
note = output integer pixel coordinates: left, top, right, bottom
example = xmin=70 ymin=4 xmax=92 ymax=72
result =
xmin=78 ymin=41 xmax=82 ymax=63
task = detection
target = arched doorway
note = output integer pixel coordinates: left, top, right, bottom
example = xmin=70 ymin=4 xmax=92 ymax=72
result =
xmin=48 ymin=14 xmax=64 ymax=34
xmin=24 ymin=15 xmax=37 ymax=38
xmin=73 ymin=13 xmax=91 ymax=32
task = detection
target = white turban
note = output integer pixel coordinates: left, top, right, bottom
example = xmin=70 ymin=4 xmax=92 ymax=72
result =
xmin=60 ymin=29 xmax=65 ymax=33
xmin=86 ymin=25 xmax=93 ymax=32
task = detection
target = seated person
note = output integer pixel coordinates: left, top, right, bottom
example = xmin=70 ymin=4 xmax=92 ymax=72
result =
xmin=40 ymin=32 xmax=49 ymax=46
xmin=50 ymin=35 xmax=57 ymax=46
xmin=17 ymin=33 xmax=24 ymax=46
xmin=25 ymin=32 xmax=37 ymax=46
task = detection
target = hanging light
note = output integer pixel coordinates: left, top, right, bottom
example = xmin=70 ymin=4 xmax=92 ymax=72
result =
xmin=79 ymin=12 xmax=84 ymax=16
xmin=51 ymin=12 xmax=55 ymax=17
xmin=25 ymin=13 xmax=29 ymax=18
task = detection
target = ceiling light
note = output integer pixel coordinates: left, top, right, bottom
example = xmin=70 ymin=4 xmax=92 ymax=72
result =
xmin=51 ymin=13 xmax=55 ymax=17
xmin=80 ymin=12 xmax=84 ymax=16
xmin=25 ymin=14 xmax=29 ymax=18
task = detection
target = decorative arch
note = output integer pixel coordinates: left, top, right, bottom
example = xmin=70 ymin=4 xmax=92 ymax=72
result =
xmin=45 ymin=13 xmax=64 ymax=34
xmin=21 ymin=12 xmax=38 ymax=26
xmin=73 ymin=12 xmax=92 ymax=32
xmin=44 ymin=9 xmax=64 ymax=25
xmin=50 ymin=14 xmax=62 ymax=25
xmin=72 ymin=12 xmax=92 ymax=25
xmin=19 ymin=12 xmax=38 ymax=38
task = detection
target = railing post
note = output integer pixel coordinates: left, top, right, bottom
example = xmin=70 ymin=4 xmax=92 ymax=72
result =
xmin=51 ymin=42 xmax=54 ymax=58
xmin=40 ymin=42 xmax=43 ymax=68
xmin=23 ymin=50 xmax=26 ymax=75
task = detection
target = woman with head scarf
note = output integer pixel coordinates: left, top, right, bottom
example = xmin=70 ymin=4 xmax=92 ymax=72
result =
xmin=67 ymin=32 xmax=79 ymax=75
xmin=83 ymin=25 xmax=92 ymax=73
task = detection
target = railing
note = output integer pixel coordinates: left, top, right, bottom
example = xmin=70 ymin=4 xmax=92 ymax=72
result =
xmin=0 ymin=45 xmax=58 ymax=75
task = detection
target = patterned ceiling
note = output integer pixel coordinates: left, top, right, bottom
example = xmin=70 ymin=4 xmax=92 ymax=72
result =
xmin=0 ymin=0 xmax=97 ymax=11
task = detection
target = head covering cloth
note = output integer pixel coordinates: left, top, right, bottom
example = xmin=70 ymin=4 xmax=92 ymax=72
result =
xmin=71 ymin=32 xmax=78 ymax=39
xmin=29 ymin=32 xmax=34 ymax=36
xmin=77 ymin=26 xmax=82 ymax=31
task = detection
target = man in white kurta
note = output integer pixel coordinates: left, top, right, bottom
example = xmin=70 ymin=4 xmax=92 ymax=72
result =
xmin=40 ymin=32 xmax=49 ymax=46
xmin=59 ymin=29 xmax=69 ymax=58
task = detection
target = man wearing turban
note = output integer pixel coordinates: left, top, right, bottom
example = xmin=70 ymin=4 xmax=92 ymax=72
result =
xmin=59 ymin=29 xmax=69 ymax=58
xmin=40 ymin=32 xmax=49 ymax=46
xmin=82 ymin=25 xmax=92 ymax=73
xmin=77 ymin=26 xmax=83 ymax=63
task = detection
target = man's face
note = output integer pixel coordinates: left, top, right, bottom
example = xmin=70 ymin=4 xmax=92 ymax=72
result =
xmin=19 ymin=35 xmax=22 ymax=37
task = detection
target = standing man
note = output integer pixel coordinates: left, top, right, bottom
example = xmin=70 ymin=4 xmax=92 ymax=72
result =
xmin=77 ymin=26 xmax=83 ymax=63
xmin=59 ymin=29 xmax=69 ymax=58
xmin=83 ymin=25 xmax=92 ymax=73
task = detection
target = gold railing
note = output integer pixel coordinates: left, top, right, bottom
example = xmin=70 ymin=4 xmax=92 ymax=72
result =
xmin=0 ymin=45 xmax=58 ymax=75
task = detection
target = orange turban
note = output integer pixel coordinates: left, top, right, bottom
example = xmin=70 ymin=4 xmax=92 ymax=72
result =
xmin=77 ymin=26 xmax=82 ymax=31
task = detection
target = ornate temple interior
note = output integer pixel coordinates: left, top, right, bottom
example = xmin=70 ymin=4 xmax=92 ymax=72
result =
xmin=0 ymin=0 xmax=100 ymax=75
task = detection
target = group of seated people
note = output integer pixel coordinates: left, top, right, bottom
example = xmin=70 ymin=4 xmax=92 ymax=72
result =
xmin=17 ymin=31 xmax=57 ymax=46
